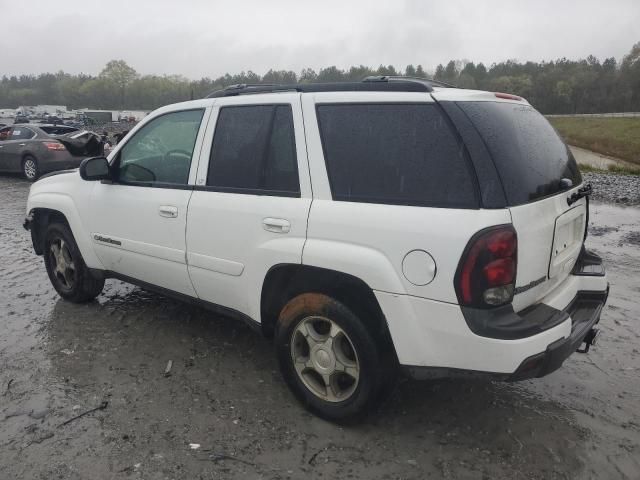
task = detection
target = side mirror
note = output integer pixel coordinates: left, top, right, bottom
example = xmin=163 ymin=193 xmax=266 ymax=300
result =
xmin=79 ymin=156 xmax=111 ymax=181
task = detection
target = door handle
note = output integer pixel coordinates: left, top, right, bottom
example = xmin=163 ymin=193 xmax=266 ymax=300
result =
xmin=159 ymin=205 xmax=178 ymax=218
xmin=263 ymin=217 xmax=290 ymax=233
xmin=19 ymin=143 xmax=26 ymax=146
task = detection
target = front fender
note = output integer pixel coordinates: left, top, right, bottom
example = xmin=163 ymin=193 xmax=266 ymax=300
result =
xmin=27 ymin=192 xmax=104 ymax=270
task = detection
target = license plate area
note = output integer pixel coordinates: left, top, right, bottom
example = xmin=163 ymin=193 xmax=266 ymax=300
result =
xmin=549 ymin=205 xmax=586 ymax=279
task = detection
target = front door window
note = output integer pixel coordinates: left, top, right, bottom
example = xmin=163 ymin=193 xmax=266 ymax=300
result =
xmin=116 ymin=109 xmax=204 ymax=185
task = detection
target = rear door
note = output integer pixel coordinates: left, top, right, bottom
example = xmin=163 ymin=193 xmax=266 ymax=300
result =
xmin=186 ymin=94 xmax=312 ymax=321
xmin=456 ymin=100 xmax=585 ymax=311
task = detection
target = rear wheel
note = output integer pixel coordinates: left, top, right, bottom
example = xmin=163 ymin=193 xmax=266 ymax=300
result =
xmin=44 ymin=222 xmax=104 ymax=303
xmin=275 ymin=293 xmax=387 ymax=422
xmin=22 ymin=155 xmax=39 ymax=182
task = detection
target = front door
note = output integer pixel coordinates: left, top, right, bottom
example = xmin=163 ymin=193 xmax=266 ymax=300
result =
xmin=87 ymin=107 xmax=210 ymax=296
xmin=186 ymin=95 xmax=312 ymax=321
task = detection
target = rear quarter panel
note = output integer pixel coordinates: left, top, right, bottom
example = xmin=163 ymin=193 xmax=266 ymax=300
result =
xmin=304 ymin=201 xmax=511 ymax=301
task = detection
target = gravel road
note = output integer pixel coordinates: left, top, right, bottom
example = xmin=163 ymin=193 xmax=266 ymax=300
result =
xmin=583 ymin=172 xmax=640 ymax=206
xmin=1 ymin=175 xmax=639 ymax=479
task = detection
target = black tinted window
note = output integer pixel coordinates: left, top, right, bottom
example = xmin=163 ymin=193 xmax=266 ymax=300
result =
xmin=458 ymin=102 xmax=581 ymax=205
xmin=316 ymin=104 xmax=477 ymax=208
xmin=207 ymin=105 xmax=299 ymax=194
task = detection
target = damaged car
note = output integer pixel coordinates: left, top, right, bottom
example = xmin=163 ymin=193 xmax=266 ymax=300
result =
xmin=0 ymin=124 xmax=103 ymax=181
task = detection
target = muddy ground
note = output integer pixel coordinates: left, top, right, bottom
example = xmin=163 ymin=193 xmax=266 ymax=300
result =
xmin=1 ymin=175 xmax=639 ymax=480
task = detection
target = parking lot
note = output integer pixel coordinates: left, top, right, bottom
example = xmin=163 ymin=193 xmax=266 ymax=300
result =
xmin=1 ymin=174 xmax=639 ymax=479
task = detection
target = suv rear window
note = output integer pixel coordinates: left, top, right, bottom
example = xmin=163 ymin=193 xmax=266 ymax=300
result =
xmin=457 ymin=102 xmax=582 ymax=206
xmin=316 ymin=104 xmax=477 ymax=208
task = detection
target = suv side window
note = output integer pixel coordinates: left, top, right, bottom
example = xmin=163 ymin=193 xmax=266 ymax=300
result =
xmin=116 ymin=109 xmax=204 ymax=185
xmin=207 ymin=105 xmax=299 ymax=195
xmin=316 ymin=103 xmax=478 ymax=208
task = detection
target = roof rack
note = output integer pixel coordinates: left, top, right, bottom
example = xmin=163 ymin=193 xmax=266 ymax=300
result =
xmin=205 ymin=76 xmax=444 ymax=98
xmin=363 ymin=75 xmax=457 ymax=89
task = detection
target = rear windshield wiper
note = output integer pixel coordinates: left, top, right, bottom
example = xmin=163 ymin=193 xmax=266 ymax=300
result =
xmin=567 ymin=183 xmax=592 ymax=206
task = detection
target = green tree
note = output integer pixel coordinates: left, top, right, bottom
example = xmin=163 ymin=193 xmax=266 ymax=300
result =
xmin=299 ymin=68 xmax=318 ymax=83
xmin=100 ymin=60 xmax=139 ymax=108
xmin=317 ymin=66 xmax=345 ymax=82
xmin=3 ymin=43 xmax=640 ymax=114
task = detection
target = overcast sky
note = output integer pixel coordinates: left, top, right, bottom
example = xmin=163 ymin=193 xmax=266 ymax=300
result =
xmin=2 ymin=0 xmax=638 ymax=79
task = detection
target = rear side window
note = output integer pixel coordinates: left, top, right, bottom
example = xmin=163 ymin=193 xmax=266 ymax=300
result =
xmin=11 ymin=128 xmax=35 ymax=140
xmin=458 ymin=102 xmax=582 ymax=205
xmin=207 ymin=105 xmax=299 ymax=195
xmin=316 ymin=104 xmax=477 ymax=208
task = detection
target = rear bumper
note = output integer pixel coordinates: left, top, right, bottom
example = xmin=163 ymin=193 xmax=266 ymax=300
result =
xmin=508 ymin=287 xmax=607 ymax=380
xmin=376 ymin=249 xmax=608 ymax=378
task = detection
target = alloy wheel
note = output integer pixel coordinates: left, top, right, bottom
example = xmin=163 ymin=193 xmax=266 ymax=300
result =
xmin=49 ymin=238 xmax=76 ymax=290
xmin=23 ymin=158 xmax=37 ymax=180
xmin=290 ymin=316 xmax=360 ymax=402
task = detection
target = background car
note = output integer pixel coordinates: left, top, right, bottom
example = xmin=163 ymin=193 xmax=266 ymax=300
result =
xmin=0 ymin=123 xmax=102 ymax=181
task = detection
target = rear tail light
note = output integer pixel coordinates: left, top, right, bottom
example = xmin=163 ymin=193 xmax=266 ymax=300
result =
xmin=44 ymin=142 xmax=66 ymax=151
xmin=455 ymin=225 xmax=517 ymax=308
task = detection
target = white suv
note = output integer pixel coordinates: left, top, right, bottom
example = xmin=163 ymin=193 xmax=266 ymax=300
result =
xmin=24 ymin=78 xmax=609 ymax=421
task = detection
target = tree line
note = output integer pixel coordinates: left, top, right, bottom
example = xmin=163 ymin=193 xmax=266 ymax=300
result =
xmin=1 ymin=42 xmax=639 ymax=114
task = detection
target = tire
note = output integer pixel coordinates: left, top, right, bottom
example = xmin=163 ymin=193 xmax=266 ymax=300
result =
xmin=22 ymin=155 xmax=40 ymax=182
xmin=275 ymin=293 xmax=386 ymax=422
xmin=44 ymin=222 xmax=105 ymax=303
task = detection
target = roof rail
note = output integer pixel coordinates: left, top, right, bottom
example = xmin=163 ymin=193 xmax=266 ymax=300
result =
xmin=207 ymin=84 xmax=299 ymax=98
xmin=363 ymin=75 xmax=457 ymax=89
xmin=205 ymin=78 xmax=435 ymax=98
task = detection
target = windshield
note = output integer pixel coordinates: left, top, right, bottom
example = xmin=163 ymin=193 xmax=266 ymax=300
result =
xmin=458 ymin=101 xmax=582 ymax=206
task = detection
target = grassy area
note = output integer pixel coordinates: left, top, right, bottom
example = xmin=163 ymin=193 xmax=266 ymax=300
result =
xmin=579 ymin=163 xmax=640 ymax=176
xmin=548 ymin=117 xmax=640 ymax=166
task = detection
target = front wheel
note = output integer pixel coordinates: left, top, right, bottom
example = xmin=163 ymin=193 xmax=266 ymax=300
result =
xmin=22 ymin=155 xmax=39 ymax=181
xmin=44 ymin=222 xmax=104 ymax=303
xmin=275 ymin=293 xmax=387 ymax=422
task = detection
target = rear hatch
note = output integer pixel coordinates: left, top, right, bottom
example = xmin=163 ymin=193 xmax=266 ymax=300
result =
xmin=456 ymin=100 xmax=585 ymax=312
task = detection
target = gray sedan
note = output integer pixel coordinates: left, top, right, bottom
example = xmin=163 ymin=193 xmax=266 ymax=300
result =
xmin=0 ymin=124 xmax=103 ymax=181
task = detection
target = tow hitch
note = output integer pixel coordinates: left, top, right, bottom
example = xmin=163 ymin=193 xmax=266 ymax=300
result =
xmin=577 ymin=328 xmax=600 ymax=354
